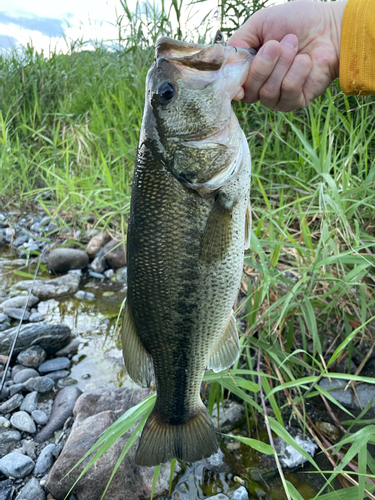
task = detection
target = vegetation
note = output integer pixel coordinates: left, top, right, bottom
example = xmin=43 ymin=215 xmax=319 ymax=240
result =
xmin=1 ymin=0 xmax=375 ymax=498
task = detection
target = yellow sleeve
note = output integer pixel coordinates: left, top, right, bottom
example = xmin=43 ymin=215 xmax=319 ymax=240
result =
xmin=340 ymin=0 xmax=375 ymax=95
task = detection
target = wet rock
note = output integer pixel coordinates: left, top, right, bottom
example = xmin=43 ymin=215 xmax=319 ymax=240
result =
xmin=17 ymin=346 xmax=47 ymax=368
xmin=0 ymin=354 xmax=9 ymax=365
xmin=74 ymin=291 xmax=96 ymax=301
xmin=11 ymin=411 xmax=36 ymax=433
xmin=35 ymin=386 xmax=82 ymax=442
xmin=9 ymin=384 xmax=24 ymax=397
xmin=55 ymin=338 xmax=81 ymax=357
xmin=22 ymin=439 xmax=37 ymax=460
xmin=24 ymin=376 xmax=54 ymax=394
xmin=0 ymin=294 xmax=39 ymax=310
xmin=13 ymin=368 xmax=39 ymax=384
xmin=0 ymin=394 xmax=24 ymax=413
xmin=33 ymin=274 xmax=81 ymax=300
xmin=12 ymin=365 xmax=27 ymax=378
xmin=0 ymin=313 xmax=9 ymax=323
xmin=32 ymin=410 xmax=48 ymax=425
xmin=58 ymin=378 xmax=77 ymax=388
xmin=212 ymin=401 xmax=244 ymax=431
xmin=34 ymin=443 xmax=55 ymax=475
xmin=210 ymin=495 xmax=229 ymax=500
xmin=86 ymin=233 xmax=111 ymax=259
xmin=17 ymin=477 xmax=46 ymax=500
xmin=0 ymin=430 xmax=22 ymax=455
xmin=0 ymin=479 xmax=14 ymax=500
xmin=2 ymin=308 xmax=30 ymax=321
xmin=104 ymin=269 xmax=114 ymax=279
xmin=46 ymin=370 xmax=70 ymax=382
xmin=0 ymin=386 xmax=9 ymax=401
xmin=114 ymin=266 xmax=127 ymax=283
xmin=13 ymin=234 xmax=28 ymax=247
xmin=90 ymin=255 xmax=106 ymax=274
xmin=29 ymin=312 xmax=45 ymax=322
xmin=274 ymin=433 xmax=317 ymax=468
xmin=0 ymin=322 xmax=10 ymax=332
xmin=0 ymin=323 xmax=72 ymax=355
xmin=0 ymin=452 xmax=35 ymax=478
xmin=102 ymin=239 xmax=126 ymax=269
xmin=0 ymin=416 xmax=10 ymax=428
xmin=320 ymin=377 xmax=375 ymax=409
xmin=88 ymin=270 xmax=105 ymax=279
xmin=39 ymin=357 xmax=71 ymax=374
xmin=47 ymin=249 xmax=89 ymax=274
xmin=315 ymin=421 xmax=339 ymax=442
xmin=231 ymin=487 xmax=249 ymax=500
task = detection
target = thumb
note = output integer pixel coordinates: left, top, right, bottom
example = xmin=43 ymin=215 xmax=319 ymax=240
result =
xmin=227 ymin=12 xmax=264 ymax=49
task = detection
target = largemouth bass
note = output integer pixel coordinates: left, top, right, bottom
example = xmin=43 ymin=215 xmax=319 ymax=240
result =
xmin=122 ymin=36 xmax=255 ymax=466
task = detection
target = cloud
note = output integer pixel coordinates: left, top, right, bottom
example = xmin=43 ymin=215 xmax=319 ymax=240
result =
xmin=0 ymin=12 xmax=65 ymax=38
xmin=0 ymin=34 xmax=18 ymax=49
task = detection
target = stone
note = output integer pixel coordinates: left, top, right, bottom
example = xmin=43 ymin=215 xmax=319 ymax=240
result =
xmin=74 ymin=291 xmax=96 ymax=301
xmin=0 ymin=313 xmax=9 ymax=323
xmin=57 ymin=378 xmax=77 ymax=388
xmin=17 ymin=346 xmax=47 ymax=368
xmin=32 ymin=410 xmax=49 ymax=425
xmin=88 ymin=271 xmax=105 ymax=279
xmin=55 ymin=338 xmax=81 ymax=357
xmin=0 ymin=431 xmax=22 ymax=455
xmin=114 ymin=266 xmax=127 ymax=283
xmin=0 ymin=394 xmax=24 ymax=413
xmin=320 ymin=377 xmax=375 ymax=409
xmin=274 ymin=434 xmax=318 ymax=468
xmin=24 ymin=376 xmax=54 ymax=394
xmin=0 ymin=295 xmax=39 ymax=310
xmin=34 ymin=443 xmax=55 ymax=475
xmin=29 ymin=312 xmax=45 ymax=322
xmin=13 ymin=368 xmax=39 ymax=384
xmin=17 ymin=477 xmax=46 ymax=500
xmin=0 ymin=416 xmax=10 ymax=428
xmin=12 ymin=365 xmax=27 ymax=378
xmin=20 ymin=392 xmax=38 ymax=413
xmin=22 ymin=439 xmax=37 ymax=460
xmin=90 ymin=255 xmax=106 ymax=274
xmin=231 ymin=486 xmax=249 ymax=500
xmin=104 ymin=269 xmax=114 ymax=279
xmin=211 ymin=401 xmax=244 ymax=430
xmin=0 ymin=453 xmax=35 ymax=478
xmin=102 ymin=239 xmax=126 ymax=269
xmin=46 ymin=370 xmax=70 ymax=382
xmin=47 ymin=249 xmax=89 ymax=274
xmin=0 ymin=323 xmax=10 ymax=332
xmin=209 ymin=495 xmax=229 ymax=500
xmin=2 ymin=308 xmax=30 ymax=321
xmin=11 ymin=411 xmax=36 ymax=433
xmin=86 ymin=233 xmax=111 ymax=259
xmin=13 ymin=234 xmax=28 ymax=247
xmin=0 ymin=323 xmax=72 ymax=355
xmin=9 ymin=384 xmax=24 ymax=397
xmin=35 ymin=386 xmax=82 ymax=442
xmin=13 ymin=274 xmax=80 ymax=300
xmin=0 ymin=386 xmax=9 ymax=401
xmin=39 ymin=357 xmax=71 ymax=374
xmin=0 ymin=479 xmax=14 ymax=500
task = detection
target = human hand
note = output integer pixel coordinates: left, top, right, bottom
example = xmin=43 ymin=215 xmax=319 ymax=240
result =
xmin=228 ymin=0 xmax=347 ymax=111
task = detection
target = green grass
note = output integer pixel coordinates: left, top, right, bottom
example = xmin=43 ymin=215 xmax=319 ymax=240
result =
xmin=1 ymin=0 xmax=375 ymax=498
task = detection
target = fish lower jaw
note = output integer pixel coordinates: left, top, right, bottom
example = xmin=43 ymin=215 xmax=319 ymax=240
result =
xmin=182 ymin=124 xmax=230 ymax=147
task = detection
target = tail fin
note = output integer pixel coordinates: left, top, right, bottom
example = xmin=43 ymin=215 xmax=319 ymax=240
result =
xmin=135 ymin=404 xmax=218 ymax=466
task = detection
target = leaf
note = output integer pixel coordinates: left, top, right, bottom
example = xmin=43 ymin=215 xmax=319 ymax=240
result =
xmin=226 ymin=433 xmax=274 ymax=455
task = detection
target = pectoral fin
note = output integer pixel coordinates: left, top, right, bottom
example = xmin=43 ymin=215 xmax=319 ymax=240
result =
xmin=121 ymin=302 xmax=154 ymax=388
xmin=207 ymin=312 xmax=240 ymax=372
xmin=200 ymin=194 xmax=233 ymax=264
xmin=244 ymin=200 xmax=251 ymax=250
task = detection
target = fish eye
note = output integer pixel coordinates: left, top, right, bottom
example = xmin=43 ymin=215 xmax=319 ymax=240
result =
xmin=157 ymin=82 xmax=176 ymax=103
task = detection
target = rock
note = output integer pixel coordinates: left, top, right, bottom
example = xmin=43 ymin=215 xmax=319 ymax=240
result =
xmin=12 ymin=365 xmax=27 ymax=378
xmin=0 ymin=431 xmax=22 ymax=455
xmin=320 ymin=377 xmax=375 ymax=409
xmin=0 ymin=386 xmax=9 ymax=402
xmin=20 ymin=391 xmax=39 ymax=413
xmin=0 ymin=479 xmax=14 ymax=500
xmin=90 ymin=254 xmax=106 ymax=274
xmin=212 ymin=401 xmax=244 ymax=430
xmin=0 ymin=323 xmax=72 ymax=355
xmin=0 ymin=354 xmax=9 ymax=365
xmin=88 ymin=270 xmax=105 ymax=279
xmin=13 ymin=234 xmax=28 ymax=247
xmin=231 ymin=486 xmax=249 ymax=500
xmin=24 ymin=376 xmax=54 ymax=394
xmin=9 ymin=384 xmax=24 ymax=397
xmin=0 ymin=453 xmax=35 ymax=478
xmin=13 ymin=368 xmax=39 ymax=384
xmin=274 ymin=433 xmax=317 ymax=468
xmin=46 ymin=370 xmax=70 ymax=382
xmin=2 ymin=308 xmax=30 ymax=321
xmin=102 ymin=239 xmax=126 ymax=269
xmin=86 ymin=233 xmax=111 ymax=259
xmin=34 ymin=443 xmax=55 ymax=475
xmin=210 ymin=495 xmax=229 ymax=500
xmin=58 ymin=378 xmax=77 ymax=388
xmin=0 ymin=416 xmax=10 ymax=429
xmin=55 ymin=338 xmax=81 ymax=357
xmin=0 ymin=394 xmax=24 ymax=413
xmin=74 ymin=291 xmax=96 ymax=301
xmin=17 ymin=346 xmax=47 ymax=368
xmin=32 ymin=410 xmax=49 ymax=425
xmin=0 ymin=295 xmax=39 ymax=310
xmin=29 ymin=312 xmax=45 ymax=322
xmin=17 ymin=477 xmax=46 ymax=500
xmin=39 ymin=357 xmax=71 ymax=374
xmin=22 ymin=439 xmax=37 ymax=460
xmin=35 ymin=386 xmax=82 ymax=442
xmin=47 ymin=249 xmax=89 ymax=274
xmin=104 ymin=269 xmax=114 ymax=279
xmin=13 ymin=274 xmax=80 ymax=300
xmin=112 ymin=266 xmax=127 ymax=283
xmin=0 ymin=322 xmax=10 ymax=332
xmin=0 ymin=313 xmax=9 ymax=324
xmin=10 ymin=411 xmax=36 ymax=433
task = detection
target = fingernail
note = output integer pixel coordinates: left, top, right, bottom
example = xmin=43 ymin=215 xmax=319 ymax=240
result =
xmin=260 ymin=42 xmax=280 ymax=62
xmin=281 ymin=34 xmax=298 ymax=50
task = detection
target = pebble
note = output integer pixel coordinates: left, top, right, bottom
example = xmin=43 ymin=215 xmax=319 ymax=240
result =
xmin=104 ymin=269 xmax=114 ymax=278
xmin=22 ymin=439 xmax=37 ymax=460
xmin=29 ymin=312 xmax=45 ymax=322
xmin=0 ymin=313 xmax=9 ymax=323
xmin=0 ymin=416 xmax=10 ymax=428
xmin=209 ymin=495 xmax=229 ymax=500
xmin=0 ymin=294 xmax=39 ymax=310
xmin=0 ymin=452 xmax=35 ymax=478
xmin=39 ymin=357 xmax=71 ymax=374
xmin=58 ymin=377 xmax=77 ymax=388
xmin=17 ymin=345 xmax=47 ymax=368
xmin=55 ymin=338 xmax=81 ymax=357
xmin=89 ymin=255 xmax=106 ymax=274
xmin=32 ymin=410 xmax=49 ymax=425
xmin=24 ymin=376 xmax=54 ymax=394
xmin=17 ymin=477 xmax=46 ymax=500
xmin=0 ymin=322 xmax=10 ymax=331
xmin=46 ymin=370 xmax=70 ymax=382
xmin=20 ymin=391 xmax=39 ymax=413
xmin=14 ymin=367 xmax=39 ymax=384
xmin=0 ymin=393 xmax=24 ymax=413
xmin=12 ymin=364 xmax=28 ymax=378
xmin=88 ymin=270 xmax=105 ymax=279
xmin=13 ymin=234 xmax=28 ymax=247
xmin=231 ymin=486 xmax=249 ymax=500
xmin=0 ymin=479 xmax=14 ymax=500
xmin=0 ymin=431 xmax=22 ymax=455
xmin=11 ymin=411 xmax=36 ymax=433
xmin=47 ymin=248 xmax=89 ymax=274
xmin=74 ymin=291 xmax=96 ymax=301
xmin=9 ymin=383 xmax=24 ymax=397
xmin=114 ymin=266 xmax=127 ymax=282
xmin=34 ymin=443 xmax=55 ymax=475
xmin=2 ymin=307 xmax=30 ymax=320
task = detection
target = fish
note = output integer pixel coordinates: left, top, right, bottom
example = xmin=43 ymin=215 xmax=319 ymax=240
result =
xmin=121 ymin=35 xmax=255 ymax=467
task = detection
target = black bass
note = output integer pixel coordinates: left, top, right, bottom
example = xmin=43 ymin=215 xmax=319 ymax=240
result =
xmin=122 ymin=36 xmax=254 ymax=466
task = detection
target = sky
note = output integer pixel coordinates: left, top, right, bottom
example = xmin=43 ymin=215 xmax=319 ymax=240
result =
xmin=0 ymin=0 xmax=219 ymax=54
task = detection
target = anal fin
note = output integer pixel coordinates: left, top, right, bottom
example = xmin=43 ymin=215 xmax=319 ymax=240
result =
xmin=207 ymin=312 xmax=240 ymax=372
xmin=121 ymin=302 xmax=154 ymax=388
xmin=244 ymin=200 xmax=251 ymax=250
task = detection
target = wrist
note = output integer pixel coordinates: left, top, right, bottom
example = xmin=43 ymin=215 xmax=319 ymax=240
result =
xmin=329 ymin=0 xmax=348 ymax=79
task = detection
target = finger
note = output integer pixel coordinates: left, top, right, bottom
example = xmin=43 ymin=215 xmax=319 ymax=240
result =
xmin=258 ymin=34 xmax=298 ymax=109
xmin=273 ymin=54 xmax=313 ymax=112
xmin=228 ymin=11 xmax=264 ymax=49
xmin=242 ymin=41 xmax=282 ymax=104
